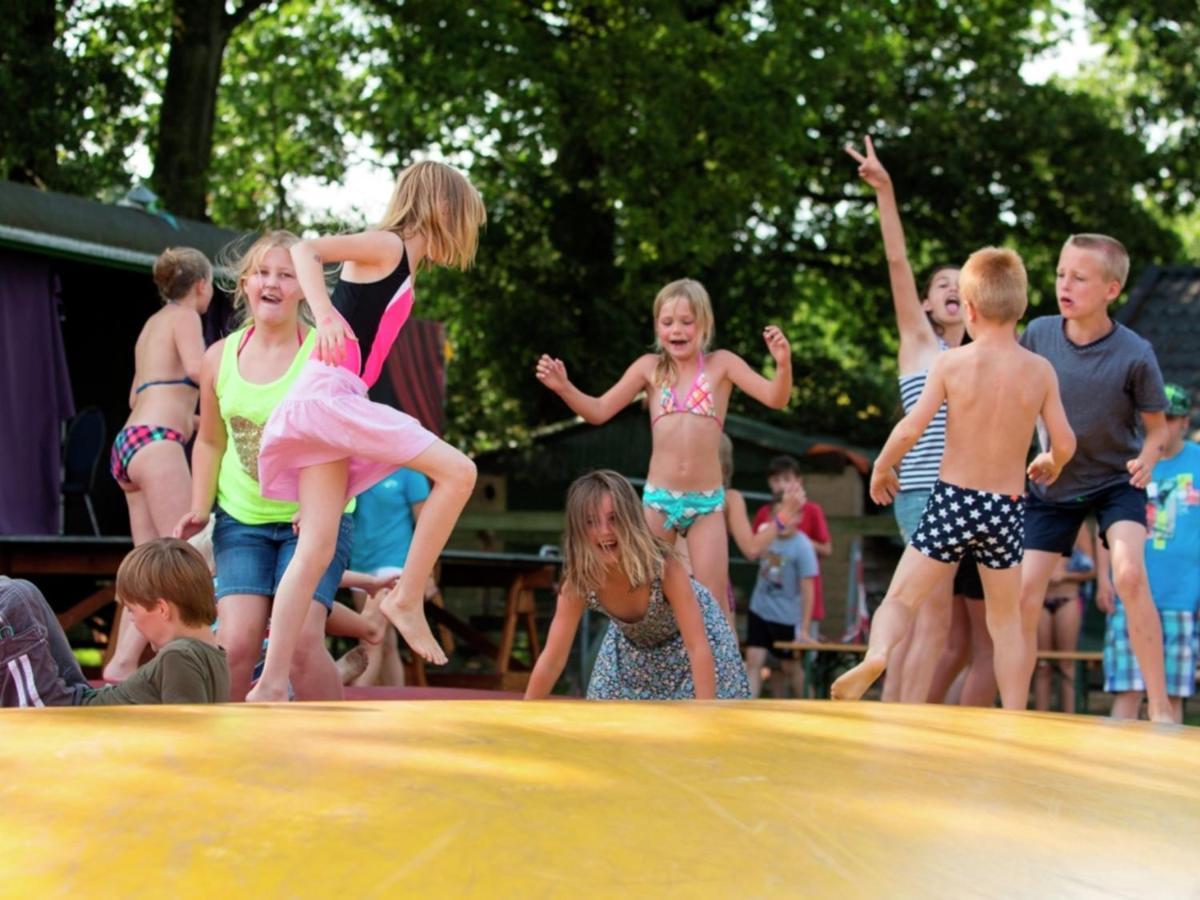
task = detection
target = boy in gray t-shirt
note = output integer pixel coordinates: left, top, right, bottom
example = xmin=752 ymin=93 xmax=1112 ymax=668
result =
xmin=745 ymin=510 xmax=819 ymax=699
xmin=1018 ymin=233 xmax=1171 ymax=721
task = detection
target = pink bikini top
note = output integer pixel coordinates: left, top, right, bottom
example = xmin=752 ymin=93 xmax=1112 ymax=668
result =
xmin=651 ymin=352 xmax=722 ymax=428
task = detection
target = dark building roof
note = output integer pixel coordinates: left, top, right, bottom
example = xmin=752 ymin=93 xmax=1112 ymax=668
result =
xmin=1120 ymin=264 xmax=1200 ymax=423
xmin=0 ymin=179 xmax=244 ymax=271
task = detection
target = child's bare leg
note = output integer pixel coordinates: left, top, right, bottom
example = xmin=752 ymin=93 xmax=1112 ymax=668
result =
xmin=881 ymin=629 xmax=911 ymax=701
xmin=248 ymin=460 xmax=348 ymax=702
xmin=1107 ymin=521 xmax=1171 ymax=722
xmin=1169 ymin=697 xmax=1183 ymax=723
xmin=1034 ymin=608 xmax=1054 ymax=710
xmin=376 ymin=630 xmax=406 ymax=687
xmin=104 ymin=489 xmax=157 ymax=680
xmin=960 ymin=597 xmax=997 ymax=706
xmin=379 ymin=442 xmax=475 ymax=665
xmin=784 ymin=658 xmax=805 ymax=699
xmin=1018 ymin=550 xmax=1062 ymax=687
xmin=745 ymin=646 xmax=768 ymax=698
xmin=832 ymin=548 xmax=955 ymax=700
xmin=1054 ymin=599 xmax=1082 ymax=714
xmin=216 ymin=594 xmax=270 ymax=702
xmin=981 ymin=564 xmax=1028 ymax=710
xmin=927 ymin=595 xmax=969 ymax=703
xmin=288 ymin=601 xmax=342 ymax=701
xmin=1110 ymin=691 xmax=1143 ymax=720
xmin=683 ymin=512 xmax=729 ymax=614
xmin=897 ymin=576 xmax=954 ymax=702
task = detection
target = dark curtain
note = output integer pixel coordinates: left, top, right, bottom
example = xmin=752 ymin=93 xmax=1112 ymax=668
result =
xmin=372 ymin=319 xmax=446 ymax=437
xmin=0 ymin=250 xmax=75 ymax=533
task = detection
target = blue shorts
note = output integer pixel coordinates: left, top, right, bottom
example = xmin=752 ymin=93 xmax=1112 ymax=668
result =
xmin=1025 ymin=481 xmax=1147 ymax=556
xmin=212 ymin=508 xmax=354 ymax=609
xmin=893 ymin=488 xmax=932 ymax=543
xmin=1104 ymin=605 xmax=1197 ymax=698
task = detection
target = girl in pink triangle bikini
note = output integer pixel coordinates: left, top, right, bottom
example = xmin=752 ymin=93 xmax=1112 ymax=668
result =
xmin=536 ymin=278 xmax=793 ymax=616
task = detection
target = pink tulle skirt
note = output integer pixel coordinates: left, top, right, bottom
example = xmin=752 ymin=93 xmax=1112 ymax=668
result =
xmin=258 ymin=360 xmax=438 ymax=502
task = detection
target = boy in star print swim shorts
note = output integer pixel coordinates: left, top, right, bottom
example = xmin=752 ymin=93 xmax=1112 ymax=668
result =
xmin=832 ymin=247 xmax=1076 ymax=710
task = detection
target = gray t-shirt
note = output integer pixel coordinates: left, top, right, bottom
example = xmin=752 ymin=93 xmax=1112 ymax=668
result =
xmin=1020 ymin=315 xmax=1166 ymax=501
xmin=749 ymin=532 xmax=819 ymax=626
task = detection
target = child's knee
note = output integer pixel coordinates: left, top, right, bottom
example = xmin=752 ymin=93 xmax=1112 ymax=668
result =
xmin=1111 ymin=562 xmax=1148 ymax=601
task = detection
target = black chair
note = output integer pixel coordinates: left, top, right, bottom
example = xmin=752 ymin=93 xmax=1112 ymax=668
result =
xmin=61 ymin=407 xmax=106 ymax=536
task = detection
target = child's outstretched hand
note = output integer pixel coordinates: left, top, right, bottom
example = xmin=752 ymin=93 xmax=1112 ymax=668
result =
xmin=315 ymin=313 xmax=348 ymax=367
xmin=844 ymin=135 xmax=891 ymax=191
xmin=1027 ymin=451 xmax=1063 ymax=486
xmin=1126 ymin=456 xmax=1153 ymax=489
xmin=870 ymin=464 xmax=900 ymax=506
xmin=763 ymin=326 xmax=791 ymax=367
xmin=535 ymin=354 xmax=569 ymax=392
xmin=173 ymin=510 xmax=210 ymax=541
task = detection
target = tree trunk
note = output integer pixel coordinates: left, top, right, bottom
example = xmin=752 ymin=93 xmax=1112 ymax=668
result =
xmin=5 ymin=0 xmax=60 ymax=186
xmin=151 ymin=0 xmax=268 ymax=220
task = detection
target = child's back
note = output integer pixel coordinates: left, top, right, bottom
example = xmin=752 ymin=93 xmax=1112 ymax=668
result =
xmin=939 ymin=340 xmax=1059 ymax=496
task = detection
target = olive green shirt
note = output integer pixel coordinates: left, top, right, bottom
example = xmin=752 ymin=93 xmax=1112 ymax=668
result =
xmin=82 ymin=638 xmax=229 ymax=706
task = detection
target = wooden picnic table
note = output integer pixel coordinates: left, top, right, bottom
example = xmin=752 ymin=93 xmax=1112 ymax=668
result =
xmin=0 ymin=536 xmax=558 ymax=690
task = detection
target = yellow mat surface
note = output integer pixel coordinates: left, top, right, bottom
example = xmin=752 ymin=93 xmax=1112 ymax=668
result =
xmin=2 ymin=701 xmax=1197 ymax=897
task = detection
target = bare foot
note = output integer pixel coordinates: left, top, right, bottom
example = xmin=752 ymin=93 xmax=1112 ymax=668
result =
xmin=1149 ymin=707 xmax=1177 ymax=725
xmin=336 ymin=645 xmax=370 ymax=685
xmin=380 ymin=586 xmax=447 ymax=665
xmin=830 ymin=654 xmax=887 ymax=701
xmin=245 ymin=679 xmax=290 ymax=703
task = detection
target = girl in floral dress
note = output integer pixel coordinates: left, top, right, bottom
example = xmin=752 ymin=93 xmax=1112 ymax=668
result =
xmin=525 ymin=470 xmax=750 ymax=700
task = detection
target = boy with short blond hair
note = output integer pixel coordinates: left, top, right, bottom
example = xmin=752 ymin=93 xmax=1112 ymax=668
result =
xmin=1 ymin=538 xmax=228 ymax=707
xmin=1018 ymin=233 xmax=1172 ymax=721
xmin=833 ymin=247 xmax=1075 ymax=707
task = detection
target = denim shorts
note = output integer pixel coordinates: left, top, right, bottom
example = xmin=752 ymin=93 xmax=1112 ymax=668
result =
xmin=893 ymin=488 xmax=932 ymax=543
xmin=1025 ymin=481 xmax=1147 ymax=555
xmin=212 ymin=508 xmax=354 ymax=609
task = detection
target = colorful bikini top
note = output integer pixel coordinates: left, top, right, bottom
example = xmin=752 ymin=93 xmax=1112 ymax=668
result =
xmin=134 ymin=376 xmax=199 ymax=393
xmin=651 ymin=353 xmax=722 ymax=428
xmin=331 ymin=248 xmax=414 ymax=389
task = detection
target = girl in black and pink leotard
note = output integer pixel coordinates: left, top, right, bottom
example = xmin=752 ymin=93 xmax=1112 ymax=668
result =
xmin=248 ymin=161 xmax=485 ymax=701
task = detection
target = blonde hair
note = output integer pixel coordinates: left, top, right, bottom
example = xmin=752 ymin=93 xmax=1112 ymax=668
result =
xmin=217 ymin=230 xmax=306 ymax=326
xmin=153 ymin=247 xmax=211 ymax=303
xmin=718 ymin=434 xmax=735 ymax=489
xmin=562 ymin=470 xmax=673 ymax=599
xmin=652 ymin=279 xmax=715 ymax=388
xmin=959 ymin=247 xmax=1028 ymax=323
xmin=377 ymin=161 xmax=486 ymax=271
xmin=1063 ymin=233 xmax=1130 ymax=288
xmin=116 ymin=538 xmax=217 ymax=627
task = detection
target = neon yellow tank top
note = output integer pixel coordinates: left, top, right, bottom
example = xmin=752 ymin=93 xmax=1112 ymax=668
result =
xmin=214 ymin=326 xmax=340 ymax=525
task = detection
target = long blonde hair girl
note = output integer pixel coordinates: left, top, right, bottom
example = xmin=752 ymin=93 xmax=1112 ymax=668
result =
xmin=377 ymin=160 xmax=487 ymax=271
xmin=652 ymin=278 xmax=715 ymax=389
xmin=562 ymin=470 xmax=674 ymax=599
xmin=218 ymin=230 xmax=307 ymax=326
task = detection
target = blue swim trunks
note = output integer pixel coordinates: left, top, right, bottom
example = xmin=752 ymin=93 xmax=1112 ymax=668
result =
xmin=642 ymin=484 xmax=725 ymax=534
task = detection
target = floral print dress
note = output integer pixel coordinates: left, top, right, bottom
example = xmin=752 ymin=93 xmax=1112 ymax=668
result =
xmin=585 ymin=576 xmax=750 ymax=700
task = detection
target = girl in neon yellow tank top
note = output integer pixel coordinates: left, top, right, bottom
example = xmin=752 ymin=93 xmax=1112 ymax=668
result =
xmin=174 ymin=232 xmax=355 ymax=701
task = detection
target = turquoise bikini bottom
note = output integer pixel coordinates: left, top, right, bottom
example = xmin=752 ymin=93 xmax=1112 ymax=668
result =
xmin=642 ymin=484 xmax=726 ymax=534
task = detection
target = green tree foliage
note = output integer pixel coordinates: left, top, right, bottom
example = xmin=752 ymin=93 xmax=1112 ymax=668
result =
xmin=0 ymin=0 xmax=153 ymax=195
xmin=351 ymin=1 xmax=1180 ymax=450
xmin=4 ymin=1 xmax=1190 ymax=452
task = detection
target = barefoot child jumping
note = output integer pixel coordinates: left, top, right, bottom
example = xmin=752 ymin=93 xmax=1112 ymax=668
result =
xmin=247 ymin=162 xmax=486 ymax=701
xmin=536 ymin=279 xmax=791 ymax=613
xmin=832 ymin=247 xmax=1075 ymax=708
